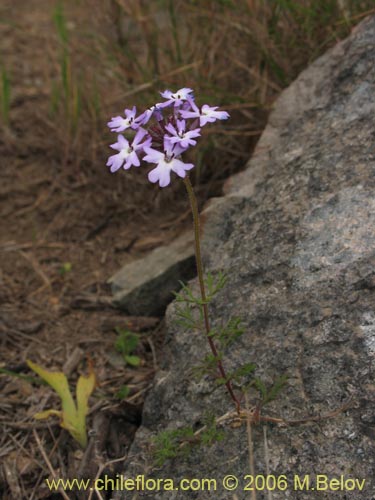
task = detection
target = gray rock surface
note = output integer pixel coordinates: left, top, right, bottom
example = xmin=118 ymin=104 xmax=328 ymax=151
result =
xmin=109 ymin=232 xmax=195 ymax=316
xmin=117 ymin=17 xmax=375 ymax=499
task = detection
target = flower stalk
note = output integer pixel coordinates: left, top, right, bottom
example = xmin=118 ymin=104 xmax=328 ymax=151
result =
xmin=106 ymin=88 xmax=239 ymax=410
xmin=183 ymin=176 xmax=241 ymax=414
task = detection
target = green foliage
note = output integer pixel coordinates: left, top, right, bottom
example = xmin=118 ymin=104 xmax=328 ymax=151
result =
xmin=174 ymin=281 xmax=201 ymax=305
xmin=174 ymin=301 xmax=196 ymax=330
xmin=59 ymin=262 xmax=72 ymax=276
xmin=52 ymin=2 xmax=82 ymax=135
xmin=167 ymin=0 xmax=182 ymax=64
xmin=152 ymin=413 xmax=224 ymax=466
xmin=0 ymin=66 xmax=10 ymax=126
xmin=200 ymin=411 xmax=225 ymax=446
xmin=175 ymin=273 xmax=254 ymax=390
xmin=251 ymin=374 xmax=288 ymax=407
xmin=209 ymin=317 xmax=245 ymax=350
xmin=192 ymin=351 xmax=223 ymax=380
xmin=173 ymin=272 xmax=228 ymax=332
xmin=216 ymin=362 xmax=257 ymax=387
xmin=114 ymin=328 xmax=141 ymax=367
xmin=0 ymin=367 xmax=44 ymax=386
xmin=174 ymin=271 xmax=226 ymax=307
xmin=116 ymin=385 xmax=130 ymax=400
xmin=53 ymin=2 xmax=68 ymax=46
xmin=204 ymin=271 xmax=227 ymax=302
xmin=152 ymin=426 xmax=195 ymax=466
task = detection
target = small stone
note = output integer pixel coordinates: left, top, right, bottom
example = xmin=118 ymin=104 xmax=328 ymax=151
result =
xmin=109 ymin=232 xmax=195 ymax=316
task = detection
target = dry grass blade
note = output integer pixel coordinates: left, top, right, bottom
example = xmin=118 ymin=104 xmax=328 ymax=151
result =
xmin=245 ymin=393 xmax=256 ymax=500
xmin=18 ymin=250 xmax=51 ymax=290
xmin=87 ymin=454 xmax=128 ymax=500
xmin=33 ymin=429 xmax=70 ymax=500
xmin=3 ymin=459 xmax=22 ymax=499
xmin=107 ymin=61 xmax=202 ymax=104
xmin=263 ymin=426 xmax=273 ymax=500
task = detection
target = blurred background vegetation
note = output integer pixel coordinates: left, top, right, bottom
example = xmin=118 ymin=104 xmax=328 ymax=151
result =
xmin=1 ymin=0 xmax=375 ymax=213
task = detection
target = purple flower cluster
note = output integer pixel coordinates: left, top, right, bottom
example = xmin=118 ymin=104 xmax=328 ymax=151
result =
xmin=106 ymin=88 xmax=229 ymax=187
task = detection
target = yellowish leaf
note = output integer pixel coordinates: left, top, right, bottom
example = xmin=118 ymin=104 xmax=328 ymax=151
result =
xmin=76 ymin=361 xmax=96 ymax=419
xmin=34 ymin=409 xmax=62 ymax=420
xmin=26 ymin=360 xmax=76 ymax=416
xmin=26 ymin=360 xmax=96 ymax=448
xmin=72 ymin=362 xmax=96 ymax=448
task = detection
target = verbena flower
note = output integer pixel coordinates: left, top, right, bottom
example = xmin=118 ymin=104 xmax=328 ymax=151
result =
xmin=136 ymin=105 xmax=163 ymax=126
xmin=107 ymin=106 xmax=139 ymax=132
xmin=159 ymin=88 xmax=194 ymax=108
xmin=143 ymin=139 xmax=194 ymax=187
xmin=165 ymin=119 xmax=201 ymax=149
xmin=106 ymin=128 xmax=151 ymax=172
xmin=106 ymin=89 xmax=229 ymax=187
xmin=180 ymin=101 xmax=229 ymax=127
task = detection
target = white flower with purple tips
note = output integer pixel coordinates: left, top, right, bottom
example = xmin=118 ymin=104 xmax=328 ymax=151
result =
xmin=180 ymin=101 xmax=229 ymax=127
xmin=143 ymin=139 xmax=194 ymax=187
xmin=159 ymin=87 xmax=194 ymax=108
xmin=106 ymin=128 xmax=151 ymax=173
xmin=107 ymin=106 xmax=139 ymax=132
xmin=165 ymin=119 xmax=201 ymax=149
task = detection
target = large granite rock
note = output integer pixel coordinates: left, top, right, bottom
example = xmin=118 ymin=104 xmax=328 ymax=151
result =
xmin=117 ymin=16 xmax=375 ymax=499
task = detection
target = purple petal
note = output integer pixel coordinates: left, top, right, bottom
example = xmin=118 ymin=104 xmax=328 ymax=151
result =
xmin=174 ymin=88 xmax=194 ymax=100
xmin=160 ymin=90 xmax=173 ymax=99
xmin=171 ymin=158 xmax=194 ymax=177
xmin=138 ymin=136 xmax=152 ymax=153
xmin=124 ymin=151 xmax=140 ymax=169
xmin=171 ymin=143 xmax=187 ymax=157
xmin=124 ymin=106 xmax=136 ymax=119
xmin=158 ymin=167 xmax=172 ymax=187
xmin=107 ymin=116 xmax=128 ymax=132
xmin=179 ymin=109 xmax=200 ymax=120
xmin=199 ymin=115 xmax=213 ymax=126
xmin=148 ymin=164 xmax=171 ymax=187
xmin=165 ymin=123 xmax=178 ymax=136
xmin=143 ymin=147 xmax=165 ymax=164
xmin=110 ymin=134 xmax=129 ymax=151
xmin=135 ymin=109 xmax=153 ymax=126
xmin=176 ymin=119 xmax=186 ymax=133
xmin=156 ymin=100 xmax=172 ymax=109
xmin=132 ymin=127 xmax=148 ymax=147
xmin=106 ymin=153 xmax=124 ymax=173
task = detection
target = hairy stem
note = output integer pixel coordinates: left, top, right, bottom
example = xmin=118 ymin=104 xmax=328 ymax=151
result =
xmin=183 ymin=176 xmax=241 ymax=413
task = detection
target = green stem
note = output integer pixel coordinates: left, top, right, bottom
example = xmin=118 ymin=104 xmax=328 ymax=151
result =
xmin=183 ymin=176 xmax=241 ymax=414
